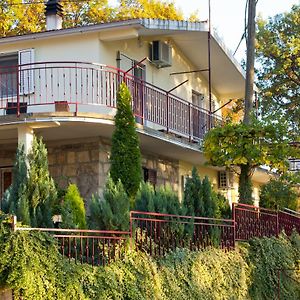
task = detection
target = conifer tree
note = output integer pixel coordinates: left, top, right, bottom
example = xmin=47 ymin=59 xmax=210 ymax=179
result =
xmin=135 ymin=182 xmax=155 ymax=212
xmin=89 ymin=176 xmax=129 ymax=231
xmin=202 ymin=176 xmax=217 ymax=218
xmin=61 ymin=184 xmax=86 ymax=229
xmin=183 ymin=167 xmax=204 ymax=217
xmin=110 ymin=82 xmax=142 ymax=206
xmin=3 ymin=137 xmax=57 ymax=227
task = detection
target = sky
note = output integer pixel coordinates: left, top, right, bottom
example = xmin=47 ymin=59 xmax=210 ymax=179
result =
xmin=172 ymin=0 xmax=300 ymax=61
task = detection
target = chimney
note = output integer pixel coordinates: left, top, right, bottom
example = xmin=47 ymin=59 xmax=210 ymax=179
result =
xmin=45 ymin=0 xmax=63 ymax=30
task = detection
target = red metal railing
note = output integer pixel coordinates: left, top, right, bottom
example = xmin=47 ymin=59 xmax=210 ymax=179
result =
xmin=0 ymin=61 xmax=222 ymax=140
xmin=14 ymin=225 xmax=130 ymax=266
xmin=130 ymin=211 xmax=235 ymax=255
xmin=233 ymin=203 xmax=300 ymax=241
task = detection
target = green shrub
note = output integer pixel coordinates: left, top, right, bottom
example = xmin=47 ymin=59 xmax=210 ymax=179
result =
xmin=213 ymin=192 xmax=232 ymax=219
xmin=0 ymin=213 xmax=299 ymax=300
xmin=135 ymin=182 xmax=155 ymax=212
xmin=2 ymin=137 xmax=57 ymax=227
xmin=154 ymin=184 xmax=182 ymax=215
xmin=183 ymin=167 xmax=203 ymax=216
xmin=61 ymin=184 xmax=86 ymax=229
xmin=89 ymin=176 xmax=129 ymax=231
xmin=110 ymin=82 xmax=142 ymax=205
xmin=259 ymin=178 xmax=298 ymax=210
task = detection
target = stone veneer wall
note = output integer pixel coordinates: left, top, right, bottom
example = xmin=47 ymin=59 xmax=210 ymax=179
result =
xmin=0 ymin=138 xmax=180 ymax=204
xmin=47 ymin=137 xmax=111 ymax=201
xmin=142 ymin=154 xmax=179 ymax=193
xmin=47 ymin=137 xmax=180 ymax=202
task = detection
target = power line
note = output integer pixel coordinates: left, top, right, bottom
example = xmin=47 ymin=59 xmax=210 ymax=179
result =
xmin=3 ymin=0 xmax=106 ymax=6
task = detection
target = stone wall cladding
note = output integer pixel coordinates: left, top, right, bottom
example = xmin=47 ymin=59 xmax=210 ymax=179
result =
xmin=142 ymin=153 xmax=179 ymax=192
xmin=47 ymin=137 xmax=110 ymax=201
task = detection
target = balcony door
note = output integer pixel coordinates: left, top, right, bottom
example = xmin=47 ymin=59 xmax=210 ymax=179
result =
xmin=192 ymin=90 xmax=205 ymax=139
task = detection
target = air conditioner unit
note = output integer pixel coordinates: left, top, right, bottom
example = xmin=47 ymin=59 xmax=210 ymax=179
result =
xmin=150 ymin=41 xmax=172 ymax=68
xmin=218 ymin=171 xmax=234 ymax=189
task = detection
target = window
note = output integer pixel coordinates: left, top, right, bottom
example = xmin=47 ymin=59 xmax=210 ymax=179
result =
xmin=143 ymin=167 xmax=157 ymax=186
xmin=0 ymin=167 xmax=12 ymax=208
xmin=0 ymin=53 xmax=18 ymax=98
xmin=218 ymin=171 xmax=229 ymax=189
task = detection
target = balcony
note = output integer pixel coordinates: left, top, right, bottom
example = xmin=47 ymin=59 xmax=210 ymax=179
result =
xmin=0 ymin=61 xmax=222 ymax=141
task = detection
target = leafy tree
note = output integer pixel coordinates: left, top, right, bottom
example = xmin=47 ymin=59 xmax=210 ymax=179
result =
xmin=61 ymin=184 xmax=86 ymax=229
xmin=110 ymin=82 xmax=142 ymax=205
xmin=89 ymin=176 xmax=129 ymax=231
xmin=0 ymin=0 xmax=45 ymax=37
xmin=183 ymin=167 xmax=204 ymax=216
xmin=256 ymin=5 xmax=300 ymax=134
xmin=0 ymin=0 xmax=187 ymax=38
xmin=204 ymin=119 xmax=299 ymax=204
xmin=259 ymin=178 xmax=298 ymax=211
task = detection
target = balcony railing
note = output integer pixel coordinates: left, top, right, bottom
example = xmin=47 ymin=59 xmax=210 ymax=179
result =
xmin=0 ymin=61 xmax=222 ymax=141
xmin=289 ymin=159 xmax=300 ymax=172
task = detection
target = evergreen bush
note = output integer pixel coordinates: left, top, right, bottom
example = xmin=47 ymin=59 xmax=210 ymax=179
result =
xmin=259 ymin=178 xmax=298 ymax=211
xmin=2 ymin=137 xmax=57 ymax=227
xmin=89 ymin=176 xmax=129 ymax=231
xmin=135 ymin=182 xmax=155 ymax=212
xmin=61 ymin=184 xmax=86 ymax=229
xmin=183 ymin=167 xmax=203 ymax=216
xmin=110 ymin=82 xmax=142 ymax=206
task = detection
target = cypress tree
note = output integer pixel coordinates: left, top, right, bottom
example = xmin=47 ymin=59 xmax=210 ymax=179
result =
xmin=110 ymin=82 xmax=142 ymax=207
xmin=202 ymin=176 xmax=217 ymax=218
xmin=26 ymin=137 xmax=57 ymax=227
xmin=4 ymin=137 xmax=57 ymax=227
xmin=183 ymin=167 xmax=204 ymax=217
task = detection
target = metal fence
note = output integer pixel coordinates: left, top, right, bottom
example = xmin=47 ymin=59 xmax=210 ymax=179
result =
xmin=233 ymin=203 xmax=300 ymax=241
xmin=10 ymin=204 xmax=300 ymax=264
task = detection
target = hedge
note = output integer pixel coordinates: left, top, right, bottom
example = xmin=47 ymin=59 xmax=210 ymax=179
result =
xmin=0 ymin=215 xmax=299 ymax=299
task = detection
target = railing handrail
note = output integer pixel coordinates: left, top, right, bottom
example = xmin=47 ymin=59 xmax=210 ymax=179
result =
xmin=15 ymin=226 xmax=130 ymax=235
xmin=0 ymin=61 xmax=217 ymax=117
xmin=130 ymin=210 xmax=234 ymax=224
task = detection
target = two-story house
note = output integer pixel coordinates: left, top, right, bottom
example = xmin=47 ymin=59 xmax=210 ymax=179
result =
xmin=0 ymin=1 xmax=270 ymax=207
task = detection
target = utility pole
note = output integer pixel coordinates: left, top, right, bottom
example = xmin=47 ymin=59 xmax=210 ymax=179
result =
xmin=208 ymin=0 xmax=212 ymax=129
xmin=244 ymin=0 xmax=256 ymax=125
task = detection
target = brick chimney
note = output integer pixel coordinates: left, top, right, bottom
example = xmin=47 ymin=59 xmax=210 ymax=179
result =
xmin=45 ymin=0 xmax=63 ymax=30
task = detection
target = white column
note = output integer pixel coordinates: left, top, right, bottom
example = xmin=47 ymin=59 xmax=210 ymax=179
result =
xmin=17 ymin=125 xmax=34 ymax=155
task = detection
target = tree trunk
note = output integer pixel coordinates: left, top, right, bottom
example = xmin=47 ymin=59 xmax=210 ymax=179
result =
xmin=238 ymin=164 xmax=253 ymax=204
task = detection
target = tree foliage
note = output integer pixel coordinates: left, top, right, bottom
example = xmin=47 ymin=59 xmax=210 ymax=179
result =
xmin=0 ymin=0 xmax=188 ymax=37
xmin=2 ymin=137 xmax=57 ymax=227
xmin=259 ymin=178 xmax=298 ymax=211
xmin=110 ymin=82 xmax=142 ymax=204
xmin=1 ymin=214 xmax=299 ymax=300
xmin=203 ymin=120 xmax=299 ymax=203
xmin=88 ymin=176 xmax=129 ymax=231
xmin=61 ymin=184 xmax=86 ymax=229
xmin=256 ymin=5 xmax=300 ymax=134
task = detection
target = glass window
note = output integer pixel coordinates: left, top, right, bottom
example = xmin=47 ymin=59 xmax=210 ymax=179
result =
xmin=0 ymin=53 xmax=18 ymax=98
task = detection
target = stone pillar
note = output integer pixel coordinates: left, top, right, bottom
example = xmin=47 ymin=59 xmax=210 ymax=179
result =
xmin=17 ymin=125 xmax=34 ymax=155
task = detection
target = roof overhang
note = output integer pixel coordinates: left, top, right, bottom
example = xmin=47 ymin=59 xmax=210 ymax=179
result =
xmin=0 ymin=19 xmax=246 ymax=99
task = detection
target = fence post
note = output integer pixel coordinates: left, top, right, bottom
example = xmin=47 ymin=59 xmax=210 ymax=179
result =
xmin=129 ymin=211 xmax=133 ymax=250
xmin=11 ymin=215 xmax=17 ymax=232
xmin=276 ymin=211 xmax=280 ymax=237
xmin=232 ymin=203 xmax=236 ymax=247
